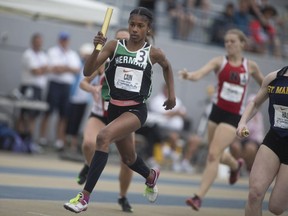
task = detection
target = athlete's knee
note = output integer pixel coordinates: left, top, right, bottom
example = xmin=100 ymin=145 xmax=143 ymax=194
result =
xmin=207 ymin=151 xmax=218 ymax=163
xmin=121 ymin=153 xmax=137 ymax=166
xmin=96 ymin=129 xmax=111 ymax=150
xmin=82 ymin=139 xmax=95 ymax=152
xmin=269 ymin=201 xmax=285 ymax=215
xmin=247 ymin=186 xmax=265 ymax=204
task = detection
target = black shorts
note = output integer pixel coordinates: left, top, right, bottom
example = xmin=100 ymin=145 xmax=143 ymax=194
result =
xmin=262 ymin=128 xmax=288 ymax=165
xmin=19 ymin=85 xmax=43 ymax=117
xmin=209 ymin=104 xmax=241 ymax=128
xmin=66 ymin=102 xmax=87 ymax=136
xmin=89 ymin=113 xmax=108 ymax=125
xmin=46 ymin=81 xmax=70 ymax=117
xmin=107 ymin=103 xmax=147 ymax=126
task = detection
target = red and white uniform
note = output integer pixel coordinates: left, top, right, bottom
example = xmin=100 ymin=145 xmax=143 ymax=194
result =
xmin=90 ymin=75 xmax=107 ymax=117
xmin=213 ymin=56 xmax=250 ymax=115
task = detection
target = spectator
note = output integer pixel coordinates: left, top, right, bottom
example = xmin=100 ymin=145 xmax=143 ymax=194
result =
xmin=138 ymin=0 xmax=157 ymax=34
xmin=230 ymin=94 xmax=265 ymax=172
xmin=62 ymin=43 xmax=94 ymax=156
xmin=209 ymin=2 xmax=235 ymax=46
xmin=166 ymin=0 xmax=196 ymax=40
xmin=233 ymin=0 xmax=252 ymax=37
xmin=16 ymin=33 xmax=49 ymax=151
xmin=147 ymin=84 xmax=199 ymax=173
xmin=39 ymin=32 xmax=81 ymax=151
xmin=249 ymin=5 xmax=281 ymax=57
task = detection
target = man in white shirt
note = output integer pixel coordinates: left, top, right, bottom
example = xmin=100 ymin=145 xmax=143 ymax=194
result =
xmin=17 ymin=33 xmax=49 ymax=147
xmin=39 ymin=32 xmax=81 ymax=150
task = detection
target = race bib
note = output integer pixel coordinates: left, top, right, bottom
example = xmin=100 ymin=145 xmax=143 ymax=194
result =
xmin=114 ymin=66 xmax=143 ymax=92
xmin=273 ymin=104 xmax=288 ymax=129
xmin=220 ymin=82 xmax=244 ymax=102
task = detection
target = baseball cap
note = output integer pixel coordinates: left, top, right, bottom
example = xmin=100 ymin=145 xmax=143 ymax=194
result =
xmin=59 ymin=31 xmax=70 ymax=40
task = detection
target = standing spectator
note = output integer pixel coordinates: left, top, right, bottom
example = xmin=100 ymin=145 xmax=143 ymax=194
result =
xmin=230 ymin=94 xmax=265 ymax=172
xmin=63 ymin=7 xmax=176 ymax=213
xmin=62 ymin=43 xmax=93 ymax=155
xmin=237 ymin=65 xmax=288 ymax=216
xmin=39 ymin=32 xmax=81 ymax=150
xmin=16 ymin=33 xmax=49 ymax=150
xmin=179 ymin=29 xmax=264 ymax=211
xmin=209 ymin=2 xmax=235 ymax=46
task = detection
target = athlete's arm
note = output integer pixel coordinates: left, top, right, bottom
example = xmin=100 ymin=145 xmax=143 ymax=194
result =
xmin=248 ymin=60 xmax=264 ymax=86
xmin=84 ymin=31 xmax=116 ymax=76
xmin=178 ymin=56 xmax=221 ymax=81
xmin=237 ymin=71 xmax=276 ymax=137
xmin=150 ymin=47 xmax=176 ymax=110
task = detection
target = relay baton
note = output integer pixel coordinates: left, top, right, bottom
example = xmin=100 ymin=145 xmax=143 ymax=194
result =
xmin=95 ymin=7 xmax=113 ymax=51
xmin=241 ymin=129 xmax=250 ymax=137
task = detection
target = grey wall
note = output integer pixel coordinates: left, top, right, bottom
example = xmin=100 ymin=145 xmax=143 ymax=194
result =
xmin=0 ymin=12 xmax=287 ymax=135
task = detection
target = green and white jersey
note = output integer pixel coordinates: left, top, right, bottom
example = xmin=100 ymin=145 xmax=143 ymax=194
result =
xmin=105 ymin=39 xmax=153 ymax=103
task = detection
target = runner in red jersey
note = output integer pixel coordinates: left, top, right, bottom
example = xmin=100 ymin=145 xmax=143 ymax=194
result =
xmin=179 ymin=29 xmax=264 ymax=212
xmin=215 ymin=56 xmax=249 ymax=115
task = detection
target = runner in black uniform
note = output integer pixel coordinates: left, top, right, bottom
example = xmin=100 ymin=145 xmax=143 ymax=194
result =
xmin=64 ymin=7 xmax=176 ymax=213
xmin=237 ymin=66 xmax=288 ymax=216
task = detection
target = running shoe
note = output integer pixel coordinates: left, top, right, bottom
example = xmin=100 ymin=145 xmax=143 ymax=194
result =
xmin=63 ymin=192 xmax=88 ymax=213
xmin=77 ymin=164 xmax=89 ymax=185
xmin=118 ymin=197 xmax=133 ymax=212
xmin=229 ymin=158 xmax=244 ymax=185
xmin=186 ymin=195 xmax=202 ymax=211
xmin=144 ymin=168 xmax=160 ymax=203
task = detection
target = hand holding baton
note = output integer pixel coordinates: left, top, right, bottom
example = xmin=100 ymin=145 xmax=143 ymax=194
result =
xmin=241 ymin=128 xmax=250 ymax=137
xmin=95 ymin=7 xmax=113 ymax=51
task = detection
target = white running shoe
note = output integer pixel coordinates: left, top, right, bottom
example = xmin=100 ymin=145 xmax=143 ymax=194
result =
xmin=64 ymin=192 xmax=88 ymax=213
xmin=144 ymin=168 xmax=160 ymax=203
xmin=144 ymin=185 xmax=159 ymax=202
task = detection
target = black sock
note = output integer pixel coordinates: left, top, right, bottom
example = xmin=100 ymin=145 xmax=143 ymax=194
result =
xmin=84 ymin=151 xmax=108 ymax=193
xmin=128 ymin=156 xmax=150 ymax=179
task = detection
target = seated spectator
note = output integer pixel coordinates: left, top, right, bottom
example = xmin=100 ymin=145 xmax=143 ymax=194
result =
xmin=230 ymin=94 xmax=264 ymax=172
xmin=233 ymin=0 xmax=253 ymax=37
xmin=166 ymin=0 xmax=196 ymax=41
xmin=138 ymin=0 xmax=157 ymax=34
xmin=209 ymin=2 xmax=235 ymax=46
xmin=249 ymin=5 xmax=281 ymax=57
xmin=146 ymin=84 xmax=199 ymax=173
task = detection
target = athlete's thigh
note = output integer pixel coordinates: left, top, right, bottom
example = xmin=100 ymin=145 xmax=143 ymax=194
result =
xmin=104 ymin=112 xmax=141 ymax=143
xmin=209 ymin=123 xmax=237 ymax=155
xmin=83 ymin=117 xmax=106 ymax=144
xmin=115 ymin=132 xmax=136 ymax=162
xmin=249 ymin=145 xmax=279 ymax=192
xmin=207 ymin=120 xmax=217 ymax=145
xmin=269 ymin=164 xmax=288 ymax=209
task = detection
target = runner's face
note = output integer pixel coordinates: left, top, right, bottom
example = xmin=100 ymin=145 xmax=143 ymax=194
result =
xmin=224 ymin=33 xmax=243 ymax=55
xmin=128 ymin=15 xmax=149 ymax=42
